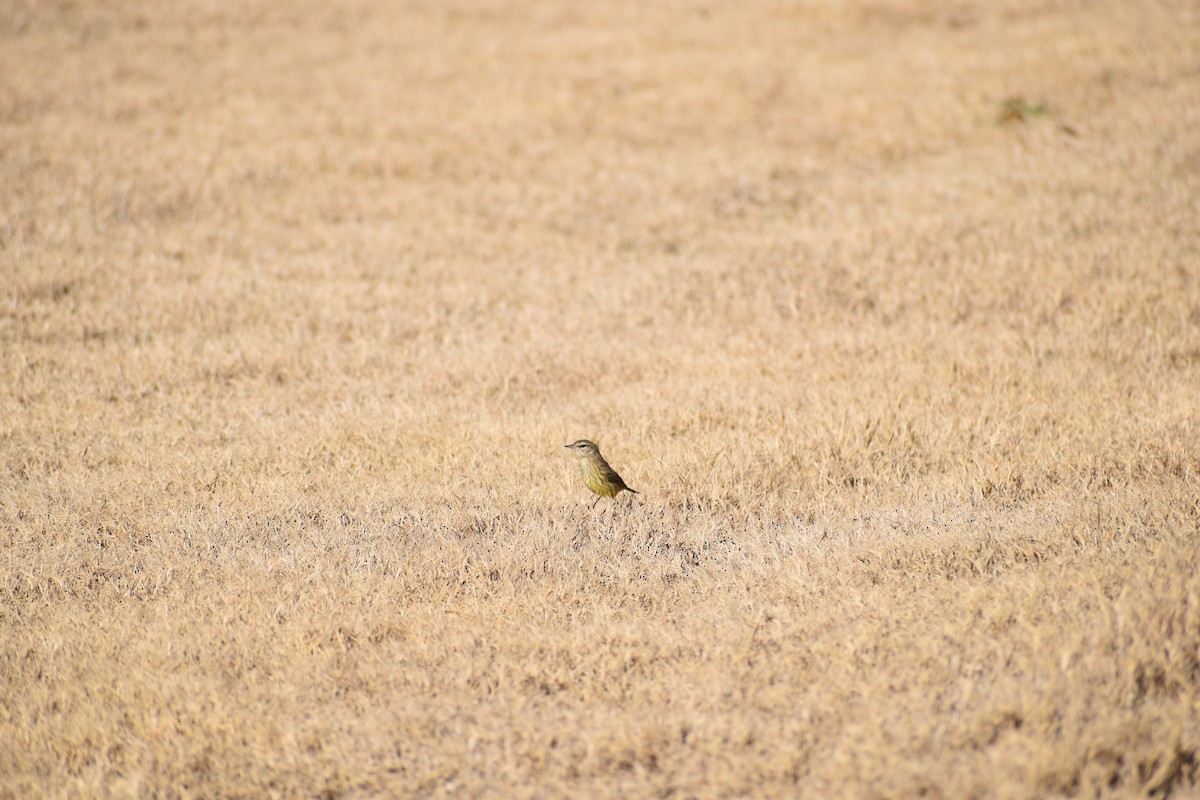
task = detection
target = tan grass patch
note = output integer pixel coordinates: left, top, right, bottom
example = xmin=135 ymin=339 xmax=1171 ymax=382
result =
xmin=2 ymin=0 xmax=1199 ymax=796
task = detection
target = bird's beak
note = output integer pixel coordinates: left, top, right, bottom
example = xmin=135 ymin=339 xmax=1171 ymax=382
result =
xmin=563 ymin=444 xmax=570 ymax=448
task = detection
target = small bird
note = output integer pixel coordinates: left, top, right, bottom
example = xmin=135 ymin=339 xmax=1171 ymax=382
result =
xmin=564 ymin=439 xmax=638 ymax=507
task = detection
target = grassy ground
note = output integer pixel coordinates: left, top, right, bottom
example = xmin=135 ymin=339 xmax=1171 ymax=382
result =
xmin=2 ymin=0 xmax=1199 ymax=797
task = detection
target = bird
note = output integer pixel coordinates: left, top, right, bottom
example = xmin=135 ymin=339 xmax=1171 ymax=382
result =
xmin=564 ymin=439 xmax=638 ymax=508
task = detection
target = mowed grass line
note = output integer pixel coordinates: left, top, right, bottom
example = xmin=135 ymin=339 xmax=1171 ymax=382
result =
xmin=2 ymin=494 xmax=1197 ymax=796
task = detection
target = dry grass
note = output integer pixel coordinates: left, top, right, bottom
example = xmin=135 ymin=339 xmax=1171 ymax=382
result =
xmin=3 ymin=0 xmax=1200 ymax=797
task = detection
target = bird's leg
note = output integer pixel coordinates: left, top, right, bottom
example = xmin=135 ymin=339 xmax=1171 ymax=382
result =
xmin=591 ymin=495 xmax=601 ymax=509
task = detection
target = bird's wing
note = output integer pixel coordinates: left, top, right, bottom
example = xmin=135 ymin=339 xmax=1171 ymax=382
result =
xmin=601 ymin=463 xmax=628 ymax=490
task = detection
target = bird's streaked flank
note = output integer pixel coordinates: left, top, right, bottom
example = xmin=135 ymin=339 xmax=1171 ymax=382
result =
xmin=565 ymin=439 xmax=638 ymax=507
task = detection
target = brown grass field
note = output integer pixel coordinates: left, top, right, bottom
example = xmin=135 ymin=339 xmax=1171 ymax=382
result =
xmin=3 ymin=0 xmax=1200 ymax=797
